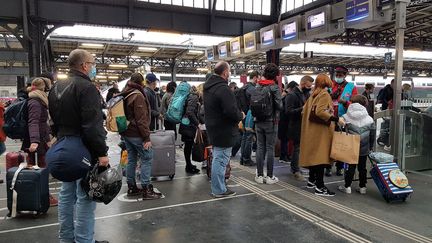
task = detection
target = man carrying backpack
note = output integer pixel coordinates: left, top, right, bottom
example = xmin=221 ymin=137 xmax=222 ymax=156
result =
xmin=238 ymin=71 xmax=260 ymax=166
xmin=251 ymin=63 xmax=283 ymax=184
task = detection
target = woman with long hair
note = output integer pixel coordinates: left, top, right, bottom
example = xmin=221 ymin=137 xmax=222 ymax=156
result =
xmin=299 ymin=74 xmax=345 ymax=196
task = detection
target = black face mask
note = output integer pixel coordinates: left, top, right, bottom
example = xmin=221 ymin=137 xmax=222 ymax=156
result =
xmin=303 ymin=88 xmax=311 ymax=93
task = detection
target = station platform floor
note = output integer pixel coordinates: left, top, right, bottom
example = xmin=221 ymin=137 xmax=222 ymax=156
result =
xmin=0 ymin=133 xmax=431 ymax=243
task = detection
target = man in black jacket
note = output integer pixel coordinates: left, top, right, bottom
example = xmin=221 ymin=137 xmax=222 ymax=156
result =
xmin=48 ymin=49 xmax=109 ymax=243
xmin=144 ymin=73 xmax=161 ymax=131
xmin=285 ymin=76 xmax=313 ymax=181
xmin=204 ymin=61 xmax=244 ymax=198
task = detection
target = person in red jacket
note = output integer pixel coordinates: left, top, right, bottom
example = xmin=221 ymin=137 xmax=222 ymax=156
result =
xmin=327 ymin=66 xmax=358 ymax=177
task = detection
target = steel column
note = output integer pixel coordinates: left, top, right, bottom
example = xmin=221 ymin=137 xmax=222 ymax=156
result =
xmin=391 ymin=0 xmax=409 ymax=167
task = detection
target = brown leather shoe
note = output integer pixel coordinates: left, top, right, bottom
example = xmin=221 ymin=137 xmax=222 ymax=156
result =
xmin=142 ymin=184 xmax=162 ymax=200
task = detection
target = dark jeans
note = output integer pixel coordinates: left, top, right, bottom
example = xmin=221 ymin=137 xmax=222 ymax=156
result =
xmin=240 ymin=131 xmax=254 ymax=163
xmin=309 ymin=164 xmax=326 ymax=189
xmin=280 ymin=136 xmax=288 ymax=160
xmin=164 ymin=120 xmax=177 ymax=140
xmin=231 ymin=131 xmax=242 ymax=157
xmin=256 ymin=122 xmax=277 ymax=177
xmin=184 ymin=141 xmax=193 ymax=168
xmin=291 ymin=140 xmax=300 ymax=173
xmin=344 ymin=155 xmax=368 ymax=188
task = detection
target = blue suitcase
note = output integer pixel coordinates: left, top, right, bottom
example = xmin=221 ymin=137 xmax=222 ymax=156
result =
xmin=6 ymin=166 xmax=50 ymax=217
xmin=370 ymin=162 xmax=413 ymax=203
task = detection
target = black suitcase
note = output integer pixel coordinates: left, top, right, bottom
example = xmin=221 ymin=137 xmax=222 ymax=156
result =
xmin=6 ymin=166 xmax=50 ymax=217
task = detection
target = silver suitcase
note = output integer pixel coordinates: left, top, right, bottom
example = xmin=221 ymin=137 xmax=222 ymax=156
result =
xmin=150 ymin=129 xmax=176 ymax=179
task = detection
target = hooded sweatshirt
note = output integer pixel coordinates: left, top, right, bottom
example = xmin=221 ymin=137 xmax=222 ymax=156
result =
xmin=203 ymin=74 xmax=243 ymax=147
xmin=342 ymin=103 xmax=376 ymax=156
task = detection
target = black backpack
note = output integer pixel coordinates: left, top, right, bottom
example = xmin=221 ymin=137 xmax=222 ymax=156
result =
xmin=3 ymin=98 xmax=28 ymax=139
xmin=250 ymin=86 xmax=273 ymax=121
xmin=234 ymin=85 xmax=250 ymax=113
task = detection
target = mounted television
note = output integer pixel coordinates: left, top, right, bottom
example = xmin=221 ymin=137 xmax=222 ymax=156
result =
xmin=345 ymin=0 xmax=392 ymax=29
xmin=243 ymin=31 xmax=260 ymax=53
xmin=230 ymin=37 xmax=244 ymax=56
xmin=217 ymin=41 xmax=230 ymax=59
xmin=278 ymin=16 xmax=303 ymax=45
xmin=305 ymin=5 xmax=343 ymax=39
xmin=259 ymin=24 xmax=278 ymax=49
xmin=206 ymin=46 xmax=218 ymax=61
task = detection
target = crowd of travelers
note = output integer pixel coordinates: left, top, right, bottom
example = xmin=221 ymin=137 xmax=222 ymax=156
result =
xmin=0 ymin=48 xmax=398 ymax=243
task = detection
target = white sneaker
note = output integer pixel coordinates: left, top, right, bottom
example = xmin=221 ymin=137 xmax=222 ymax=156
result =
xmin=264 ymin=176 xmax=279 ymax=184
xmin=255 ymin=176 xmax=264 ymax=184
xmin=338 ymin=185 xmax=352 ymax=194
xmin=356 ymin=187 xmax=367 ymax=194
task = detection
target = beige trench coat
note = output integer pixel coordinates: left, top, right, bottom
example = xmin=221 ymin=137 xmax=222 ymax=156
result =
xmin=299 ymin=89 xmax=335 ymax=167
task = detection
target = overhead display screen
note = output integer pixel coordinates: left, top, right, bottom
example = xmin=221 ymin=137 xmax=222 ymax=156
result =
xmin=244 ymin=33 xmax=257 ymax=52
xmin=281 ymin=21 xmax=297 ymax=40
xmin=261 ymin=29 xmax=274 ymax=46
xmin=207 ymin=49 xmax=214 ymax=60
xmin=231 ymin=40 xmax=240 ymax=55
xmin=218 ymin=44 xmax=227 ymax=58
xmin=307 ymin=12 xmax=325 ymax=30
xmin=346 ymin=0 xmax=369 ymax=23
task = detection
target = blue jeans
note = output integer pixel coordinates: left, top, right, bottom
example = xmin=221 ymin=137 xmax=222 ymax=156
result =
xmin=58 ymin=179 xmax=96 ymax=243
xmin=240 ymin=131 xmax=254 ymax=163
xmin=124 ymin=136 xmax=153 ymax=186
xmin=256 ymin=122 xmax=277 ymax=177
xmin=211 ymin=146 xmax=232 ymax=195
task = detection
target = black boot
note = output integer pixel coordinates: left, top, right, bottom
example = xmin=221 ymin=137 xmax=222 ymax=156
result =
xmin=142 ymin=184 xmax=162 ymax=200
xmin=127 ymin=183 xmax=144 ymax=197
xmin=185 ymin=165 xmax=200 ymax=174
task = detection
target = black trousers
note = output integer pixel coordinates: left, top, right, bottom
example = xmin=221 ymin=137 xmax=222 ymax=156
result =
xmin=164 ymin=120 xmax=177 ymax=140
xmin=184 ymin=141 xmax=193 ymax=168
xmin=344 ymin=155 xmax=368 ymax=188
xmin=308 ymin=164 xmax=326 ymax=189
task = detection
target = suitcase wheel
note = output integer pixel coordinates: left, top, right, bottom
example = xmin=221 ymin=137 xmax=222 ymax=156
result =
xmin=169 ymin=175 xmax=175 ymax=180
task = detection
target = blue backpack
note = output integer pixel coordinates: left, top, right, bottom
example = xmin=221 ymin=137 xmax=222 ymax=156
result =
xmin=165 ymin=82 xmax=191 ymax=123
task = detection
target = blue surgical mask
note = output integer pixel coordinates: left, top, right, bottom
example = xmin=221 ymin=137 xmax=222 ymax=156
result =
xmin=88 ymin=66 xmax=97 ymax=80
xmin=335 ymin=77 xmax=344 ymax=84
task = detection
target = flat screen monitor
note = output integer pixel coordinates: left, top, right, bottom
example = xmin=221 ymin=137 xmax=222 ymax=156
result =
xmin=261 ymin=29 xmax=274 ymax=46
xmin=281 ymin=21 xmax=297 ymax=41
xmin=218 ymin=44 xmax=227 ymax=58
xmin=230 ymin=40 xmax=241 ymax=55
xmin=243 ymin=31 xmax=258 ymax=53
xmin=207 ymin=49 xmax=214 ymax=61
xmin=307 ymin=12 xmax=325 ymax=30
xmin=346 ymin=0 xmax=369 ymax=23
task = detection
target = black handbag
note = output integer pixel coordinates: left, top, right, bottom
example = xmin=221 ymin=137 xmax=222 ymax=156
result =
xmin=192 ymin=129 xmax=206 ymax=162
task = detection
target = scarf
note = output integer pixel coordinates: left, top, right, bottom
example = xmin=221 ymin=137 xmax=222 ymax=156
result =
xmin=29 ymin=90 xmax=48 ymax=107
xmin=258 ymin=79 xmax=276 ymax=86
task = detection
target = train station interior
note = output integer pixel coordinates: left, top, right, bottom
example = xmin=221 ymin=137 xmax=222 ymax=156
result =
xmin=1 ymin=0 xmax=432 ymax=242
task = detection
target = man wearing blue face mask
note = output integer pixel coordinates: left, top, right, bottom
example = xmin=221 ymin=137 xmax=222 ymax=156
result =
xmin=327 ymin=66 xmax=358 ymax=177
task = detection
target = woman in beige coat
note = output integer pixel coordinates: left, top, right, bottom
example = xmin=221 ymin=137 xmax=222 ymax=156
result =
xmin=299 ymin=74 xmax=345 ymax=196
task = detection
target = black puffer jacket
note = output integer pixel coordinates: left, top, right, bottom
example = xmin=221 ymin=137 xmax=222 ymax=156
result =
xmin=204 ymin=74 xmax=243 ymax=147
xmin=48 ymin=70 xmax=107 ymax=163
xmin=179 ymin=92 xmax=200 ymax=141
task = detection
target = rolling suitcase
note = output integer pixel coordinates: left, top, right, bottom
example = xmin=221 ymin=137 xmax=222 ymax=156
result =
xmin=150 ymin=129 xmax=176 ymax=180
xmin=369 ymin=154 xmax=413 ymax=203
xmin=6 ymin=156 xmax=50 ymax=217
xmin=205 ymin=146 xmax=231 ymax=180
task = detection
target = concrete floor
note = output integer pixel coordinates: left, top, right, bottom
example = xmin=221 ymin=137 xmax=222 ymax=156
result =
xmin=0 ymin=133 xmax=431 ymax=243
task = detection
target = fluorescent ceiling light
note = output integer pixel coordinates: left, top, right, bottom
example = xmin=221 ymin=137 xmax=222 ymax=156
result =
xmin=108 ymin=76 xmax=119 ymax=79
xmin=109 ymin=64 xmax=128 ymax=68
xmin=418 ymin=73 xmax=427 ymax=77
xmin=302 ymin=71 xmax=314 ymax=74
xmin=350 ymin=71 xmax=360 ymax=75
xmin=96 ymin=75 xmax=106 ymax=79
xmin=197 ymin=68 xmax=208 ymax=72
xmin=236 ymin=61 xmax=245 ymax=64
xmin=138 ymin=47 xmax=157 ymax=51
xmin=80 ymin=43 xmax=104 ymax=48
xmin=57 ymin=74 xmax=68 ymax=79
xmin=188 ymin=50 xmax=204 ymax=54
xmin=130 ymin=56 xmax=141 ymax=59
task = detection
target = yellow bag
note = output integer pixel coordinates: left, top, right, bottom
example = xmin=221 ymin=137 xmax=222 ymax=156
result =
xmin=330 ymin=131 xmax=360 ymax=164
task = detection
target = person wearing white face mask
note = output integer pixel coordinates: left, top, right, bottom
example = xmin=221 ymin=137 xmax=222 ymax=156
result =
xmin=327 ymin=66 xmax=358 ymax=177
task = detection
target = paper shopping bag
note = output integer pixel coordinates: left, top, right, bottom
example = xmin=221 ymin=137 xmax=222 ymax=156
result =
xmin=330 ymin=131 xmax=360 ymax=164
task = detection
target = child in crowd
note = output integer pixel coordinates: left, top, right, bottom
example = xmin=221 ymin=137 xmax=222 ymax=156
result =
xmin=338 ymin=95 xmax=376 ymax=194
